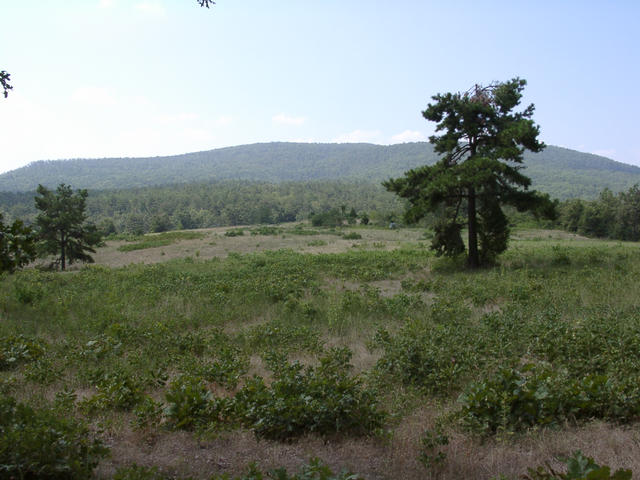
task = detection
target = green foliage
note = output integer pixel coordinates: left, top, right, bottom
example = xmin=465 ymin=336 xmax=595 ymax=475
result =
xmin=132 ymin=396 xmax=163 ymax=430
xmin=192 ymin=345 xmax=249 ymax=389
xmin=236 ymin=349 xmax=386 ymax=441
xmin=311 ymin=209 xmax=344 ymax=227
xmin=1 ymin=143 xmax=638 ymax=201
xmin=342 ymin=232 xmax=362 ymax=240
xmin=0 ymin=213 xmax=36 ymax=273
xmin=418 ymin=426 xmax=449 ymax=473
xmin=163 ymin=375 xmax=232 ymax=430
xmin=113 ymin=458 xmax=365 ymax=480
xmin=117 ymin=231 xmax=205 ymax=252
xmin=34 ymin=183 xmax=102 ymax=270
xmin=431 ymin=220 xmax=465 ymax=257
xmin=385 ymin=78 xmax=554 ymax=267
xmin=0 ymin=334 xmax=45 ymax=370
xmin=3 ymin=232 xmax=640 ymax=474
xmin=225 ymin=228 xmax=245 ymax=237
xmin=557 ymin=184 xmax=640 ymax=241
xmin=0 ymin=395 xmax=109 ymax=479
xmin=478 ymin=197 xmax=510 ymax=264
xmin=81 ymin=371 xmax=145 ymax=412
xmin=457 ymin=365 xmax=640 ymax=435
xmin=518 ymin=451 xmax=632 ymax=480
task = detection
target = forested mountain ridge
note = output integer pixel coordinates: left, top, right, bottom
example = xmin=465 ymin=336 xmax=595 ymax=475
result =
xmin=1 ymin=142 xmax=639 ymax=199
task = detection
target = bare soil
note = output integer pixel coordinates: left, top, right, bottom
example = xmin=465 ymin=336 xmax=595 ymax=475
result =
xmin=92 ymin=224 xmax=426 ymax=269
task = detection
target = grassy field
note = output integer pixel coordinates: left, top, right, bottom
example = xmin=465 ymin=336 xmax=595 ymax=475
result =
xmin=2 ymin=223 xmax=640 ymax=479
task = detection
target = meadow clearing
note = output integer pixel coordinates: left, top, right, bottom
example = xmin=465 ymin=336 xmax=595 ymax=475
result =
xmin=2 ymin=223 xmax=640 ymax=479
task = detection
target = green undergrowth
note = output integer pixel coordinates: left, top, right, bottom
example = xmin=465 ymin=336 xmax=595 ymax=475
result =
xmin=1 ymin=234 xmax=640 ymax=475
xmin=117 ymin=231 xmax=206 ymax=252
xmin=114 ymin=458 xmax=365 ymax=480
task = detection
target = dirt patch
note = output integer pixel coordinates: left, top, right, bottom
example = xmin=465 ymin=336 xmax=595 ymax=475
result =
xmin=95 ymin=418 xmax=640 ymax=480
xmin=90 ymin=225 xmax=428 ymax=269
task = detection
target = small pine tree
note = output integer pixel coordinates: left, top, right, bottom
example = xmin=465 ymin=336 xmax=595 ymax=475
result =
xmin=34 ymin=184 xmax=102 ymax=271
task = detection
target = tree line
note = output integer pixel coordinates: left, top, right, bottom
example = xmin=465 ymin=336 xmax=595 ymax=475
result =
xmin=556 ymin=185 xmax=640 ymax=241
xmin=1 ymin=184 xmax=101 ymax=272
xmin=0 ymin=180 xmax=405 ymax=236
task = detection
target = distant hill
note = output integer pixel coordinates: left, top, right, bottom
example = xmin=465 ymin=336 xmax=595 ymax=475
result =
xmin=0 ymin=142 xmax=638 ymax=199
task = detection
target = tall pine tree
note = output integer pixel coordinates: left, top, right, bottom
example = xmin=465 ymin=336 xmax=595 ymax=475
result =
xmin=385 ymin=78 xmax=556 ymax=267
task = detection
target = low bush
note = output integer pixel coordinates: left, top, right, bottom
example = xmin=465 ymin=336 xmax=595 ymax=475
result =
xmin=342 ymin=232 xmax=362 ymax=240
xmin=81 ymin=371 xmax=145 ymax=412
xmin=163 ymin=375 xmax=233 ymax=431
xmin=224 ymin=228 xmax=245 ymax=237
xmin=236 ymin=348 xmax=386 ymax=441
xmin=0 ymin=395 xmax=109 ymax=479
xmin=458 ymin=364 xmax=640 ymax=435
xmin=495 ymin=450 xmax=632 ymax=480
xmin=115 ymin=458 xmax=365 ymax=480
xmin=0 ymin=334 xmax=45 ymax=370
xmin=117 ymin=231 xmax=205 ymax=252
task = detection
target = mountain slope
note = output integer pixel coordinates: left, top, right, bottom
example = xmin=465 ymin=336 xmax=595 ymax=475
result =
xmin=0 ymin=142 xmax=638 ymax=199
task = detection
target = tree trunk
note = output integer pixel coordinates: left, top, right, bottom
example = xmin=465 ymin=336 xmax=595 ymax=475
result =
xmin=60 ymin=236 xmax=66 ymax=271
xmin=467 ymin=186 xmax=480 ymax=268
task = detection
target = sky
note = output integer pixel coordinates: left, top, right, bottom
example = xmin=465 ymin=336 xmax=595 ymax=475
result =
xmin=1 ymin=1 xmax=639 ymax=174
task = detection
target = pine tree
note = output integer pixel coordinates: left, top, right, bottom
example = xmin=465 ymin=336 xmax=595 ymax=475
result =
xmin=35 ymin=184 xmax=102 ymax=271
xmin=0 ymin=214 xmax=36 ymax=273
xmin=384 ymin=78 xmax=556 ymax=268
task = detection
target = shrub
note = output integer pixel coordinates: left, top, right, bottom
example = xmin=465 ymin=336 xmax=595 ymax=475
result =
xmin=132 ymin=396 xmax=163 ymax=430
xmin=236 ymin=348 xmax=386 ymax=441
xmin=210 ymin=458 xmax=365 ymax=480
xmin=192 ymin=345 xmax=249 ymax=389
xmin=81 ymin=371 xmax=145 ymax=412
xmin=458 ymin=364 xmax=640 ymax=435
xmin=342 ymin=232 xmax=362 ymax=240
xmin=0 ymin=395 xmax=109 ymax=479
xmin=418 ymin=426 xmax=449 ymax=473
xmin=515 ymin=450 xmax=631 ymax=480
xmin=224 ymin=228 xmax=245 ymax=237
xmin=0 ymin=334 xmax=45 ymax=370
xmin=163 ymin=375 xmax=233 ymax=430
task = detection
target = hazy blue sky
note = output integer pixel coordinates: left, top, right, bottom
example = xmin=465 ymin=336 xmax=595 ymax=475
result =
xmin=1 ymin=1 xmax=639 ymax=174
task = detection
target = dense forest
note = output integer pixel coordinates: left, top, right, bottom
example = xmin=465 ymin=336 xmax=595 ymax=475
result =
xmin=557 ymin=185 xmax=640 ymax=241
xmin=0 ymin=180 xmax=406 ymax=234
xmin=1 ymin=142 xmax=639 ymax=200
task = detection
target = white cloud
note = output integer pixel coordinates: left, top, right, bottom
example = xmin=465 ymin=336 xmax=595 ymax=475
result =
xmin=98 ymin=0 xmax=116 ymax=8
xmin=391 ymin=130 xmax=426 ymax=143
xmin=71 ymin=86 xmax=116 ymax=107
xmin=272 ymin=113 xmax=306 ymax=126
xmin=333 ymin=129 xmax=382 ymax=144
xmin=134 ymin=1 xmax=166 ymax=17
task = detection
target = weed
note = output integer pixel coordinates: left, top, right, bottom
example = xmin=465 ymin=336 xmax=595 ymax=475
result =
xmin=236 ymin=348 xmax=386 ymax=440
xmin=512 ymin=450 xmax=632 ymax=480
xmin=0 ymin=395 xmax=109 ymax=479
xmin=118 ymin=231 xmax=205 ymax=252
xmin=224 ymin=228 xmax=245 ymax=237
xmin=343 ymin=232 xmax=362 ymax=240
xmin=0 ymin=334 xmax=45 ymax=370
